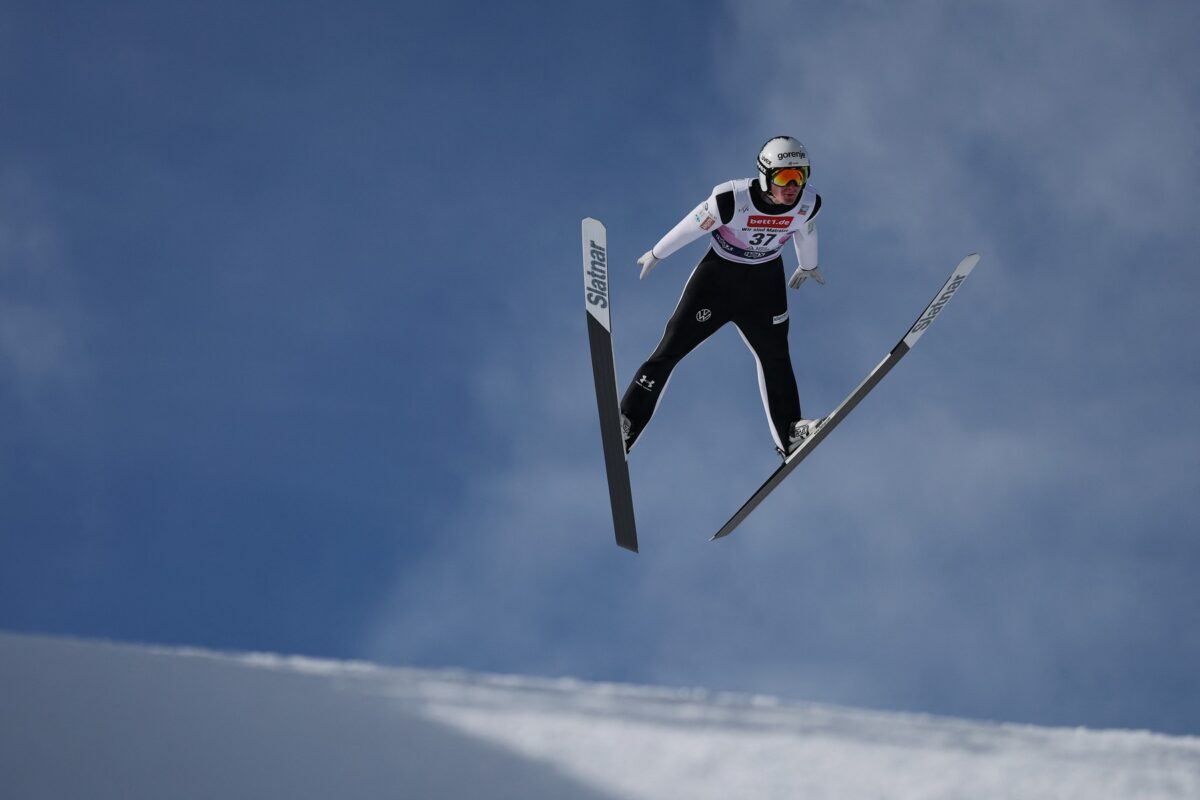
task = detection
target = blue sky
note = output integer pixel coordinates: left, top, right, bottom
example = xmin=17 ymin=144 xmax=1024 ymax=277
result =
xmin=2 ymin=0 xmax=1198 ymax=735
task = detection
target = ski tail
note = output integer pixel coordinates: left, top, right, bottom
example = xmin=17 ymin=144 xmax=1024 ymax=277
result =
xmin=583 ymin=218 xmax=639 ymax=552
xmin=712 ymin=253 xmax=980 ymax=541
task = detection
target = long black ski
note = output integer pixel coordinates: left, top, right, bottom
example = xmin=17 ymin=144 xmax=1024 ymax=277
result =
xmin=583 ymin=218 xmax=639 ymax=552
xmin=712 ymin=253 xmax=981 ymax=541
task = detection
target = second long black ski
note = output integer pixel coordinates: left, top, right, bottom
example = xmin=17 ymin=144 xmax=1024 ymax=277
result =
xmin=583 ymin=217 xmax=639 ymax=553
xmin=712 ymin=253 xmax=980 ymax=541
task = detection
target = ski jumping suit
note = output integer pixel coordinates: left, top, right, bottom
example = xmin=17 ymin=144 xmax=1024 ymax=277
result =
xmin=621 ymin=177 xmax=822 ymax=453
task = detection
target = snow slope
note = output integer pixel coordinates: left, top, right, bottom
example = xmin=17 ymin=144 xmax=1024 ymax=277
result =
xmin=2 ymin=632 xmax=1197 ymax=799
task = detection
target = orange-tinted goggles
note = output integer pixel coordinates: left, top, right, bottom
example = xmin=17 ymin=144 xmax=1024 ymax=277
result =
xmin=771 ymin=166 xmax=810 ymax=187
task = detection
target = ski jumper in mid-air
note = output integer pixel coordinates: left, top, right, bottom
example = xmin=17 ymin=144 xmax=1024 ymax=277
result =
xmin=620 ymin=135 xmax=826 ymax=458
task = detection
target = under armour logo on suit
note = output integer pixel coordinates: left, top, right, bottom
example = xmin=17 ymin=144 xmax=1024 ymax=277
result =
xmin=636 ymin=375 xmax=657 ymax=391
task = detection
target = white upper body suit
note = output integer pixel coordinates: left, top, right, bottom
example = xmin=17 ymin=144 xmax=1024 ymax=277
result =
xmin=650 ymin=178 xmax=821 ymax=269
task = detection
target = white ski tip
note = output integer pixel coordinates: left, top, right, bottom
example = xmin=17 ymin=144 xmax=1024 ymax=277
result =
xmin=901 ymin=253 xmax=979 ymax=348
xmin=582 ymin=220 xmax=612 ymax=331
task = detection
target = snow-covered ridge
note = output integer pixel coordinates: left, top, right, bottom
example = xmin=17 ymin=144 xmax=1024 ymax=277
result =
xmin=3 ymin=632 xmax=1198 ymax=800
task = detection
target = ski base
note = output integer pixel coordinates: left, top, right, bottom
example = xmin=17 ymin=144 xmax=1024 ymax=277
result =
xmin=712 ymin=253 xmax=980 ymax=541
xmin=583 ymin=218 xmax=639 ymax=553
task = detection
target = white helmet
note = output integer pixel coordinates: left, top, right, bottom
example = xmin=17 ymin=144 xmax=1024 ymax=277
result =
xmin=757 ymin=135 xmax=811 ymax=191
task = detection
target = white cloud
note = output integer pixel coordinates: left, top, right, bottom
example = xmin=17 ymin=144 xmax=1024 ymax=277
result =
xmin=0 ymin=168 xmax=87 ymax=395
xmin=724 ymin=0 xmax=1198 ymax=264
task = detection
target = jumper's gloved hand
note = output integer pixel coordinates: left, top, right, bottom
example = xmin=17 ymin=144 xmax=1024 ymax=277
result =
xmin=638 ymin=250 xmax=661 ymax=280
xmin=789 ymin=265 xmax=826 ymax=289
